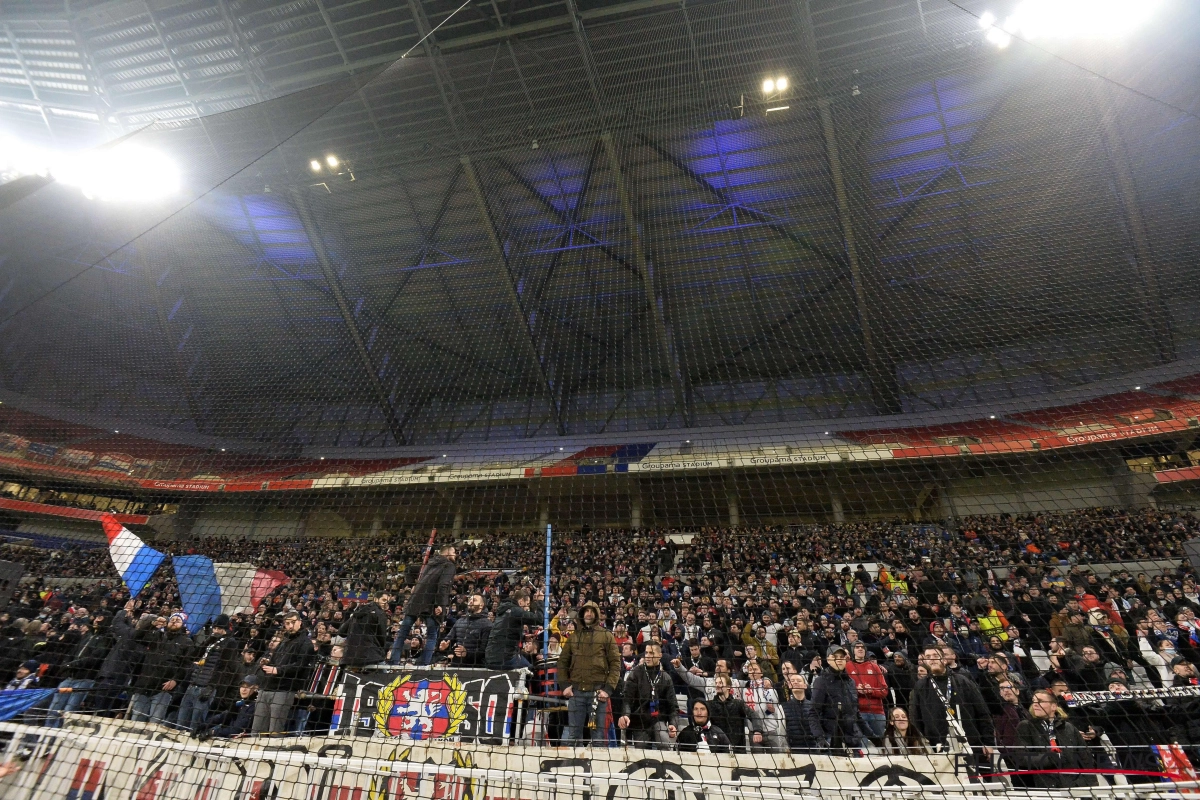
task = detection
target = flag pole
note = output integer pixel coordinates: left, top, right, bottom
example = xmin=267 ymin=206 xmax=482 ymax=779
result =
xmin=542 ymin=523 xmax=552 ymax=655
xmin=420 ymin=527 xmax=437 ymax=571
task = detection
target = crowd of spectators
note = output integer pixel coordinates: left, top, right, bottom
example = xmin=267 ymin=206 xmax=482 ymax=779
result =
xmin=1 ymin=506 xmax=1200 ymax=784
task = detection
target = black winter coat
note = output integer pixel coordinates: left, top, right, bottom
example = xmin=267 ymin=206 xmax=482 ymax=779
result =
xmin=97 ymin=610 xmax=142 ymax=684
xmin=63 ymin=630 xmax=112 ymax=681
xmin=620 ymin=663 xmax=678 ymax=731
xmin=485 ymin=601 xmax=542 ymax=667
xmin=446 ymin=613 xmax=493 ymax=666
xmin=1014 ymin=717 xmax=1096 ymax=788
xmin=676 ymin=721 xmax=731 ymax=753
xmin=188 ymin=633 xmax=244 ymax=703
xmin=782 ymin=698 xmax=823 ymax=750
xmin=403 ymin=555 xmax=456 ymax=617
xmin=261 ymin=629 xmax=315 ymax=692
xmin=810 ymin=667 xmax=861 ymax=745
xmin=338 ymin=602 xmax=391 ymax=667
xmin=707 ymin=694 xmax=752 ymax=750
xmin=909 ymin=673 xmax=994 ymax=749
xmin=133 ymin=628 xmax=192 ymax=693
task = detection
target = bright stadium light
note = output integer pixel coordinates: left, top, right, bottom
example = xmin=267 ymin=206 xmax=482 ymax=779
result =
xmin=310 ymin=159 xmax=322 ymax=172
xmin=326 ymin=154 xmax=339 ymax=168
xmin=762 ymin=78 xmax=775 ymax=94
xmin=978 ymin=0 xmax=1164 ymax=48
xmin=775 ymin=76 xmax=788 ymax=91
xmin=0 ymin=134 xmax=180 ymax=202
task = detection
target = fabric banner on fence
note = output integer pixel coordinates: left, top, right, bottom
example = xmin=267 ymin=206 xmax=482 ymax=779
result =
xmin=0 ymin=688 xmax=54 ymax=720
xmin=335 ymin=666 xmax=526 ymax=742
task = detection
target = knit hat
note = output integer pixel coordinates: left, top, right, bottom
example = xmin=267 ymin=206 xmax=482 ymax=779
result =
xmin=169 ymin=611 xmax=188 ymax=625
xmin=213 ymin=614 xmax=231 ymax=629
xmin=20 ymin=659 xmax=39 ymax=672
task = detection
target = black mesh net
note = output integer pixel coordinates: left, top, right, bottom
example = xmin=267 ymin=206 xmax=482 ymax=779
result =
xmin=1 ymin=0 xmax=1200 ymax=795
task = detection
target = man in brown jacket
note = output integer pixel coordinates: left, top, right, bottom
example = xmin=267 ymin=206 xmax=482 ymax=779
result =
xmin=558 ymin=601 xmax=619 ymax=746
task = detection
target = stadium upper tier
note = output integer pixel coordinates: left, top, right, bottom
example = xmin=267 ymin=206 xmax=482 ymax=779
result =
xmin=0 ymin=369 xmax=1196 ymax=495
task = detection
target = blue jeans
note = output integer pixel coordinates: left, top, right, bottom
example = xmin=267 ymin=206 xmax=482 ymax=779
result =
xmin=129 ymin=691 xmax=172 ymax=724
xmin=45 ymin=678 xmax=93 ymax=727
xmin=390 ymin=615 xmax=439 ymax=665
xmin=564 ymin=690 xmax=610 ymax=746
xmin=860 ymin=711 xmax=886 ymax=739
xmin=499 ymin=654 xmax=530 ymax=670
xmin=177 ymin=685 xmax=213 ymax=732
xmin=291 ymin=704 xmax=311 ymax=734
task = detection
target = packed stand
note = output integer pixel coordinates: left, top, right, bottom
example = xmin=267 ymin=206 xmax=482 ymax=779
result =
xmin=0 ymin=508 xmax=1198 ymax=784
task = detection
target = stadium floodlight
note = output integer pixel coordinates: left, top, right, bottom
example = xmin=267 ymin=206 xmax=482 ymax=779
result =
xmin=310 ymin=159 xmax=322 ymax=172
xmin=775 ymin=76 xmax=788 ymax=91
xmin=762 ymin=78 xmax=775 ymax=94
xmin=326 ymin=154 xmax=340 ymax=168
xmin=979 ymin=0 xmax=1164 ymax=48
xmin=0 ymin=134 xmax=180 ymax=202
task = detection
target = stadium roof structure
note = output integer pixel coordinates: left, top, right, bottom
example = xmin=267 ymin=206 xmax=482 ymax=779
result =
xmin=0 ymin=0 xmax=1198 ymax=456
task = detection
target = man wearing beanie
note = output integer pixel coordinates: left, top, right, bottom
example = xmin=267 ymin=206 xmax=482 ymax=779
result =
xmin=178 ymin=614 xmax=242 ymax=733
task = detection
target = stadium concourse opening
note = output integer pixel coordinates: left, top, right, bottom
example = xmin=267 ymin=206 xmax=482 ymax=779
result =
xmin=2 ymin=0 xmax=1200 ymax=796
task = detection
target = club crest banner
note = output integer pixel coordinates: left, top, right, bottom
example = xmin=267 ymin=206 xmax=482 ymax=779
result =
xmin=334 ymin=666 xmax=526 ymax=742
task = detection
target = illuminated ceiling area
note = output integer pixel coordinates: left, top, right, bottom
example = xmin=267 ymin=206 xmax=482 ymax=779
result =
xmin=0 ymin=0 xmax=1197 ymax=451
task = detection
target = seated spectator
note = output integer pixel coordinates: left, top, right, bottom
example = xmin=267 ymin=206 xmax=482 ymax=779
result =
xmin=5 ymin=659 xmax=40 ymax=690
xmin=875 ymin=706 xmax=930 ymax=755
xmin=195 ymin=676 xmax=258 ymax=740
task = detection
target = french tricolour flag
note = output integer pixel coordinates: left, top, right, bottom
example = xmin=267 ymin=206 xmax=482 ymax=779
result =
xmin=173 ymin=556 xmax=290 ymax=634
xmin=101 ymin=514 xmax=166 ymax=599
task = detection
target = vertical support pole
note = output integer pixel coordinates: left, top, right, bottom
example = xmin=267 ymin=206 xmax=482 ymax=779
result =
xmin=726 ymin=473 xmax=740 ymax=528
xmin=543 ymin=524 xmax=553 ymax=654
xmin=830 ymin=487 xmax=846 ymax=523
xmin=630 ymin=482 xmax=643 ymax=531
xmin=539 ymin=502 xmax=550 ymax=530
xmin=453 ymin=506 xmax=464 ymax=534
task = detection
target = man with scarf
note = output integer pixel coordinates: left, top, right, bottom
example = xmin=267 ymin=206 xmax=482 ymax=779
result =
xmin=676 ymin=699 xmax=732 ymax=753
xmin=618 ymin=642 xmax=678 ymax=748
xmin=910 ymin=646 xmax=994 ymax=757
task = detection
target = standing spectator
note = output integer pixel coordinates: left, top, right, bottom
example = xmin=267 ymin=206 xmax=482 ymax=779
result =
xmin=485 ymin=588 xmax=543 ymax=669
xmin=93 ymin=602 xmax=142 ymax=715
xmin=338 ymin=593 xmax=391 ymax=668
xmin=742 ymin=660 xmax=786 ymax=752
xmin=846 ymin=641 xmax=888 ymax=741
xmin=991 ymin=678 xmax=1028 ymax=758
xmin=909 ymin=646 xmax=994 ymax=756
xmin=780 ymin=673 xmax=822 ymax=752
xmin=675 ymin=699 xmax=731 ymax=753
xmin=178 ymin=614 xmax=241 ymax=733
xmin=390 ymin=546 xmax=457 ymax=666
xmin=618 ymin=642 xmax=678 ymax=747
xmin=253 ymin=612 xmax=313 ymax=734
xmin=45 ymin=615 xmax=110 ymax=727
xmin=1014 ymin=690 xmax=1096 ymax=788
xmin=559 ymin=602 xmax=619 ymax=746
xmin=810 ymin=644 xmax=864 ymax=752
xmin=707 ymin=674 xmax=753 ymax=752
xmin=444 ymin=594 xmax=492 ymax=667
xmin=129 ymin=613 xmax=188 ymax=724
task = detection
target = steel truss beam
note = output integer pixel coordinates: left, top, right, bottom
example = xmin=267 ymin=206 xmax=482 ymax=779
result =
xmin=288 ymin=186 xmax=408 ymax=445
xmin=461 ymin=154 xmax=566 ymax=436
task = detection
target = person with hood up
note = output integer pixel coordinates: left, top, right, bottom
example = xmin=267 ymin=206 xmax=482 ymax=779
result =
xmin=809 ymin=644 xmax=865 ymax=752
xmin=486 ymin=588 xmax=543 ymax=669
xmin=676 ymin=699 xmax=731 ymax=753
xmin=618 ymin=641 xmax=678 ymax=748
xmin=558 ymin=601 xmax=619 ymax=746
xmin=390 ymin=545 xmax=457 ymax=666
xmin=338 ymin=592 xmax=391 ymax=668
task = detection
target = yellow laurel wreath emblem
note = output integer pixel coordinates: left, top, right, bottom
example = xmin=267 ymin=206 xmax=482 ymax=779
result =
xmin=374 ymin=673 xmax=468 ymax=739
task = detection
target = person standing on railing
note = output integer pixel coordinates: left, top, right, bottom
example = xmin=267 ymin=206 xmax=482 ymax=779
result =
xmin=390 ymin=546 xmax=457 ymax=666
xmin=559 ymin=601 xmax=619 ymax=746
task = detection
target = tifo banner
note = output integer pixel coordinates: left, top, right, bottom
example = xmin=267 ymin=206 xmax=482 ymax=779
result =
xmin=335 ymin=666 xmax=526 ymax=742
xmin=0 ymin=717 xmax=972 ymax=799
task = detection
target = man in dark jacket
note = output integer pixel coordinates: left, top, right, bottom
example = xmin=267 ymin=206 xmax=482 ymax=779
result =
xmin=485 ymin=588 xmax=543 ymax=669
xmin=129 ymin=612 xmax=192 ymax=724
xmin=910 ymin=645 xmax=995 ymax=755
xmin=781 ymin=673 xmax=823 ymax=752
xmin=559 ymin=601 xmax=619 ymax=746
xmin=676 ymin=699 xmax=731 ymax=753
xmin=618 ymin=642 xmax=678 ymax=748
xmin=810 ymin=644 xmax=864 ymax=752
xmin=1014 ymin=690 xmax=1096 ymax=788
xmin=708 ymin=674 xmax=753 ymax=752
xmin=444 ymin=594 xmax=492 ymax=667
xmin=390 ymin=546 xmax=457 ymax=666
xmin=93 ymin=603 xmax=141 ymax=715
xmin=253 ymin=611 xmax=314 ymax=733
xmin=44 ymin=615 xmax=110 ymax=727
xmin=338 ymin=593 xmax=391 ymax=668
xmin=178 ymin=614 xmax=241 ymax=732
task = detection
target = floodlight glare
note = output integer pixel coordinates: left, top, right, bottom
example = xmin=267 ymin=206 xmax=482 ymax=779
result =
xmin=775 ymin=76 xmax=788 ymax=91
xmin=326 ymin=154 xmax=339 ymax=168
xmin=762 ymin=78 xmax=775 ymax=94
xmin=979 ymin=0 xmax=1163 ymax=49
xmin=51 ymin=142 xmax=181 ymax=202
xmin=310 ymin=159 xmax=322 ymax=172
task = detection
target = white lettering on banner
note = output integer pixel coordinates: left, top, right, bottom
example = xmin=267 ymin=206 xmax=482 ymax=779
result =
xmin=737 ymin=452 xmax=840 ymax=467
xmin=1062 ymin=423 xmax=1169 ymax=445
xmin=631 ymin=460 xmax=721 ymax=471
xmin=0 ymin=718 xmax=971 ymax=799
xmin=1064 ymin=684 xmax=1200 ymax=706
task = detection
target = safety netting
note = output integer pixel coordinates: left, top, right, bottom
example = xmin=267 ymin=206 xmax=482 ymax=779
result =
xmin=1 ymin=0 xmax=1200 ymax=795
